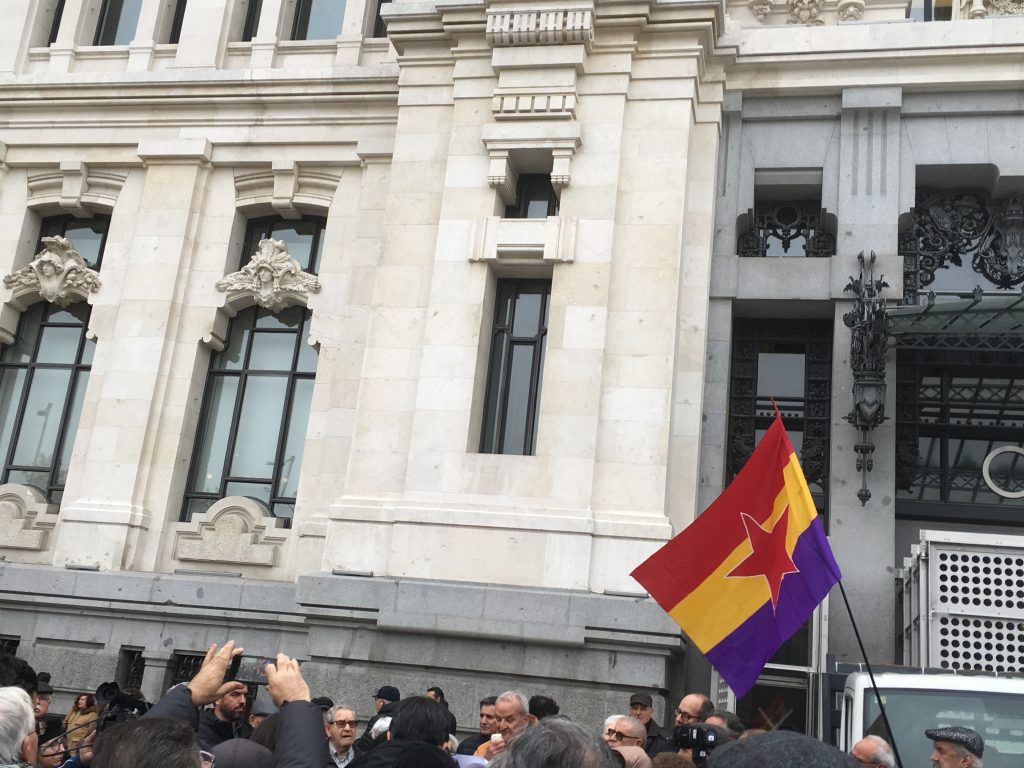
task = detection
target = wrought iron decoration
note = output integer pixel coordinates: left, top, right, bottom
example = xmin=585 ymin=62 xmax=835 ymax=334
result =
xmin=843 ymin=251 xmax=889 ymax=506
xmin=737 ymin=201 xmax=835 ymax=259
xmin=900 ymin=191 xmax=1024 ymax=302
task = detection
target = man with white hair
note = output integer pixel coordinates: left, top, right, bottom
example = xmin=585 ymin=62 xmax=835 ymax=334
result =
xmin=0 ymin=686 xmax=38 ymax=767
xmin=852 ymin=735 xmax=895 ymax=768
xmin=474 ymin=691 xmax=531 ymax=760
xmin=601 ymin=716 xmax=646 ymax=750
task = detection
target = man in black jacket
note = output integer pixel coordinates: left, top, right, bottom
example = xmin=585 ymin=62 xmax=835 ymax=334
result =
xmin=628 ymin=693 xmax=675 ymax=757
xmin=198 ymin=683 xmax=251 ymax=749
xmin=348 ymin=697 xmax=453 ymax=768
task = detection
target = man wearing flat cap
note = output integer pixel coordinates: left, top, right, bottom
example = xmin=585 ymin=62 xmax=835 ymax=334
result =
xmin=926 ymin=726 xmax=984 ymax=768
xmin=627 ymin=692 xmax=674 ymax=757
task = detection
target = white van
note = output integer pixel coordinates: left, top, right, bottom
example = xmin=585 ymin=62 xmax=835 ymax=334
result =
xmin=840 ymin=672 xmax=1024 ymax=768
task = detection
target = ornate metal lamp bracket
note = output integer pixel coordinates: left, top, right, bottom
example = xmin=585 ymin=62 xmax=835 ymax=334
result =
xmin=843 ymin=251 xmax=890 ymax=506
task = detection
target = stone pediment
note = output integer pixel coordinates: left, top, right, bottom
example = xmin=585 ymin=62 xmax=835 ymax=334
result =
xmin=3 ymin=236 xmax=101 ymax=308
xmin=174 ymin=497 xmax=287 ymax=567
xmin=0 ymin=484 xmax=59 ymax=551
xmin=216 ymin=238 xmax=320 ymax=313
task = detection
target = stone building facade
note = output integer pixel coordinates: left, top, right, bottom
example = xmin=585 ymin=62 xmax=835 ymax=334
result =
xmin=0 ymin=0 xmax=1022 ymax=736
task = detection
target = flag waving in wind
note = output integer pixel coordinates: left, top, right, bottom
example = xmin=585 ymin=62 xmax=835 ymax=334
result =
xmin=631 ymin=413 xmax=841 ymax=698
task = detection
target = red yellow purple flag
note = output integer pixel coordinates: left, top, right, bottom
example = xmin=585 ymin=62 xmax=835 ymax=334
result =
xmin=631 ymin=413 xmax=841 ymax=698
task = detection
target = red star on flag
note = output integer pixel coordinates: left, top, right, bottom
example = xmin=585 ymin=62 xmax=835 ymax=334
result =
xmin=726 ymin=508 xmax=800 ymax=608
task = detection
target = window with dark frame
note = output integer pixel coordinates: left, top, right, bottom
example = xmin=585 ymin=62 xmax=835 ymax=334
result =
xmin=0 ymin=636 xmax=20 ymax=656
xmin=737 ymin=200 xmax=835 ymax=259
xmin=241 ymin=0 xmax=263 ymax=41
xmin=504 ymin=174 xmax=559 ymax=219
xmin=372 ymin=0 xmax=391 ymax=37
xmin=0 ymin=216 xmax=107 ymax=504
xmin=47 ymin=0 xmax=67 ymax=45
xmin=116 ymin=647 xmax=146 ymax=691
xmin=290 ymin=0 xmax=345 ymax=40
xmin=168 ymin=0 xmax=188 ymax=44
xmin=181 ymin=218 xmax=322 ymax=527
xmin=480 ymin=279 xmax=550 ymax=456
xmin=93 ymin=0 xmax=144 ymax=46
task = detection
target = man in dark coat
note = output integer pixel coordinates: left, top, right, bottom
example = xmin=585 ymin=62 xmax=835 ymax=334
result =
xmin=348 ymin=697 xmax=454 ymax=768
xmin=198 ymin=683 xmax=251 ymax=749
xmin=627 ymin=693 xmax=674 ymax=757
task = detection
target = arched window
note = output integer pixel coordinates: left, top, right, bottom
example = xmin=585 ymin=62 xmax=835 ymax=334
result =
xmin=182 ymin=217 xmax=323 ymax=526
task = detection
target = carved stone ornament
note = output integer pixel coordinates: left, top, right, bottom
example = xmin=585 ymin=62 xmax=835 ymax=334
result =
xmin=216 ymin=237 xmax=320 ymax=312
xmin=485 ymin=9 xmax=594 ymax=47
xmin=837 ymin=0 xmax=865 ymax=19
xmin=174 ymin=496 xmax=287 ymax=567
xmin=3 ymin=236 xmax=101 ymax=307
xmin=787 ymin=0 xmax=825 ymax=23
xmin=749 ymin=0 xmax=774 ymax=21
xmin=0 ymin=484 xmax=59 ymax=551
xmin=990 ymin=0 xmax=1024 ymax=14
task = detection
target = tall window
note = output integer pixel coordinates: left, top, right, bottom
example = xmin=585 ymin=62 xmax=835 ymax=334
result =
xmin=290 ymin=0 xmax=345 ymax=40
xmin=241 ymin=0 xmax=263 ymax=41
xmin=168 ymin=0 xmax=188 ymax=44
xmin=94 ymin=0 xmax=144 ymax=45
xmin=727 ymin=318 xmax=832 ymax=518
xmin=504 ymin=175 xmax=559 ymax=219
xmin=0 ymin=217 xmax=107 ymax=502
xmin=47 ymin=0 xmax=67 ymax=45
xmin=371 ymin=0 xmax=390 ymax=37
xmin=480 ymin=280 xmax=550 ymax=456
xmin=182 ymin=219 xmax=323 ymax=526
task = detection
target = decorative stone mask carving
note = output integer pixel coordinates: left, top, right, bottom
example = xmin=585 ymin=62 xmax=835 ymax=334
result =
xmin=990 ymin=0 xmax=1024 ymax=14
xmin=216 ymin=237 xmax=321 ymax=312
xmin=787 ymin=0 xmax=825 ymax=24
xmin=749 ymin=0 xmax=774 ymax=21
xmin=3 ymin=236 xmax=101 ymax=307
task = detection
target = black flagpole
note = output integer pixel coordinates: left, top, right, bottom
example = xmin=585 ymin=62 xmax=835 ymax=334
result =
xmin=837 ymin=580 xmax=906 ymax=768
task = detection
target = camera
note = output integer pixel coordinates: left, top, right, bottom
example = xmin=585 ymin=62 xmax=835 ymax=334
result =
xmin=673 ymin=723 xmax=723 ymax=766
xmin=94 ymin=682 xmax=150 ymax=730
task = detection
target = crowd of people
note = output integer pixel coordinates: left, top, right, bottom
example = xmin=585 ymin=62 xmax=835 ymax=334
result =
xmin=0 ymin=642 xmax=988 ymax=768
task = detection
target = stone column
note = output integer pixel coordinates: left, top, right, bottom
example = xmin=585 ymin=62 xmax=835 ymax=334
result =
xmin=827 ymin=86 xmax=903 ymax=663
xmin=48 ymin=0 xmax=87 ymax=73
xmin=139 ymin=652 xmax=174 ymax=703
xmin=174 ymin=0 xmax=232 ymax=68
xmin=251 ymin=0 xmax=286 ymax=68
xmin=53 ymin=139 xmax=214 ymax=572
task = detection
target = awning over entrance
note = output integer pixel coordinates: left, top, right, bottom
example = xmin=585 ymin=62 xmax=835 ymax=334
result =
xmin=886 ymin=291 xmax=1024 ymax=350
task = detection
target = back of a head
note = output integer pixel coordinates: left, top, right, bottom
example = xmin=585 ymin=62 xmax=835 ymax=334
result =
xmin=0 ymin=657 xmax=38 ymax=695
xmin=0 ymin=686 xmax=35 ymax=764
xmin=490 ymin=716 xmax=620 ymax=768
xmin=93 ymin=718 xmax=200 ymax=768
xmin=393 ymin=741 xmax=455 ymax=768
xmin=707 ymin=729 xmax=858 ymax=768
xmin=210 ymin=738 xmax=273 ymax=768
xmin=390 ymin=696 xmax=450 ymax=746
xmin=529 ymin=695 xmax=560 ymax=719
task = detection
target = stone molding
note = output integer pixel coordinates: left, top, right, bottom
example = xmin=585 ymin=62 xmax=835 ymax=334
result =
xmin=485 ymin=9 xmax=594 ymax=48
xmin=473 ymin=216 xmax=577 ymax=265
xmin=26 ymin=164 xmax=128 ymax=215
xmin=215 ymin=237 xmax=321 ymax=313
xmin=0 ymin=484 xmax=59 ymax=551
xmin=492 ymin=91 xmax=578 ymax=120
xmin=3 ymin=236 xmax=101 ymax=309
xmin=234 ymin=164 xmax=343 ymax=218
xmin=173 ymin=496 xmax=288 ymax=567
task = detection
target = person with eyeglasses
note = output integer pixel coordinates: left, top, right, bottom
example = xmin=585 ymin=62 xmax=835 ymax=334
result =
xmin=325 ymin=705 xmax=361 ymax=767
xmin=850 ymin=735 xmax=895 ymax=768
xmin=0 ymin=686 xmax=37 ymax=768
xmin=602 ymin=716 xmax=646 ymax=749
xmin=673 ymin=694 xmax=713 ymax=728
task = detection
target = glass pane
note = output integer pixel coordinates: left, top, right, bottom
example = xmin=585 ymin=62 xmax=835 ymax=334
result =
xmin=256 ymin=307 xmax=301 ymax=329
xmin=276 ymin=378 xmax=313 ymax=499
xmin=0 ymin=369 xmax=27 ymax=467
xmin=229 ymin=375 xmax=288 ymax=479
xmin=249 ymin=332 xmax=297 ymax=371
xmin=272 ymin=503 xmax=295 ymax=520
xmin=757 ymin=352 xmax=805 ymax=399
xmin=501 ymin=344 xmax=534 ymax=455
xmin=63 ymin=222 xmax=106 ymax=268
xmin=213 ymin=314 xmax=252 ymax=371
xmin=764 ymin=233 xmax=807 ymax=258
xmin=191 ymin=376 xmax=240 ymax=493
xmin=185 ymin=497 xmax=216 ymax=521
xmin=225 ymin=481 xmax=271 ymax=505
xmin=80 ymin=337 xmax=96 ymax=366
xmin=297 ymin=316 xmax=317 ymax=372
xmin=303 ymin=0 xmax=345 ymax=40
xmin=269 ymin=222 xmax=318 ymax=271
xmin=3 ymin=306 xmax=43 ymax=364
xmin=47 ymin=303 xmax=88 ymax=324
xmin=6 ymin=469 xmax=50 ymax=492
xmin=56 ymin=371 xmax=89 ymax=484
xmin=35 ymin=327 xmax=82 ymax=364
xmin=511 ymin=291 xmax=543 ymax=337
xmin=11 ymin=368 xmax=73 ymax=468
xmin=480 ymin=333 xmax=508 ymax=452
